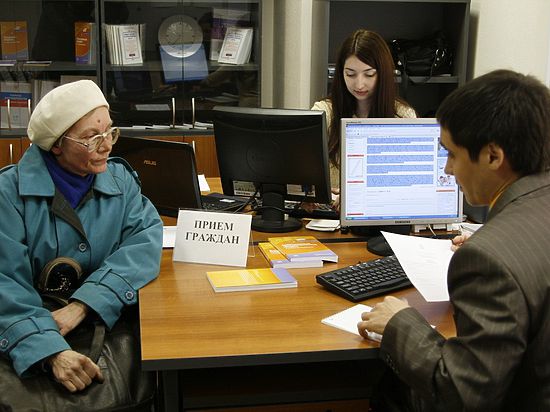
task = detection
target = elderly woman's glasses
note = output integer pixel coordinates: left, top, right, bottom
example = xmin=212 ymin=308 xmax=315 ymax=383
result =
xmin=62 ymin=127 xmax=120 ymax=153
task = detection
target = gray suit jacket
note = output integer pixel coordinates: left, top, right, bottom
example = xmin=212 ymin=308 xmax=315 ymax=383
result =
xmin=380 ymin=171 xmax=550 ymax=411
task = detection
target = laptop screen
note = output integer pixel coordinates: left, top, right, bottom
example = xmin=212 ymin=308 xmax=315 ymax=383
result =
xmin=340 ymin=118 xmax=463 ymax=229
xmin=111 ymin=136 xmax=201 ymax=216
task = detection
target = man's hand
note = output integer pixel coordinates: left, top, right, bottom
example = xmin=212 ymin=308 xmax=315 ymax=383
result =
xmin=51 ymin=301 xmax=89 ymax=336
xmin=451 ymin=232 xmax=472 ymax=251
xmin=357 ymin=296 xmax=409 ymax=338
xmin=47 ymin=350 xmax=104 ymax=392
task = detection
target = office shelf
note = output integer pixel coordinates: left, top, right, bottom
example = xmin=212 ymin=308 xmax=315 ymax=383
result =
xmin=101 ymin=0 xmax=262 ymax=126
xmin=322 ymin=0 xmax=470 ymax=116
xmin=0 ymin=0 xmax=262 ymax=138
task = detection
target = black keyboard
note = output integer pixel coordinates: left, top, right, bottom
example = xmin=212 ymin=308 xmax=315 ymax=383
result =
xmin=284 ymin=202 xmax=339 ymax=220
xmin=316 ymin=255 xmax=412 ymax=302
xmin=201 ymin=194 xmax=248 ymax=212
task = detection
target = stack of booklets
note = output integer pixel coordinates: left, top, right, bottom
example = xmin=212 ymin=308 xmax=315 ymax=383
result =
xmin=259 ymin=236 xmax=338 ymax=269
xmin=0 ymin=81 xmax=31 ymax=129
xmin=218 ymin=26 xmax=253 ymax=65
xmin=210 ymin=8 xmax=251 ymax=61
xmin=31 ymin=79 xmax=59 ymax=108
xmin=206 ymin=268 xmax=297 ymax=293
xmin=104 ymin=24 xmax=145 ymax=65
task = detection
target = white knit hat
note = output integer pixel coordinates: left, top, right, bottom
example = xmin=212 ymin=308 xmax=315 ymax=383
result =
xmin=27 ymin=80 xmax=109 ymax=151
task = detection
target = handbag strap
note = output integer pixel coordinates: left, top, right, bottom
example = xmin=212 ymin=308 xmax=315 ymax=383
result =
xmin=397 ymin=49 xmax=410 ymax=99
xmin=88 ymin=321 xmax=106 ymax=363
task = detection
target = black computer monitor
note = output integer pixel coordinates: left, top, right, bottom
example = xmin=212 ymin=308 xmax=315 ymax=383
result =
xmin=212 ymin=106 xmax=331 ymax=233
xmin=110 ymin=135 xmax=202 ymax=216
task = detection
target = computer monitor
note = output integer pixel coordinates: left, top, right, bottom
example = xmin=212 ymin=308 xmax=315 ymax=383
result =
xmin=212 ymin=106 xmax=331 ymax=233
xmin=340 ymin=118 xmax=463 ymax=254
xmin=110 ymin=135 xmax=202 ymax=216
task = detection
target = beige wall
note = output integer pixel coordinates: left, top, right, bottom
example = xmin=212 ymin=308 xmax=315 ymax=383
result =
xmin=469 ymin=0 xmax=550 ymax=84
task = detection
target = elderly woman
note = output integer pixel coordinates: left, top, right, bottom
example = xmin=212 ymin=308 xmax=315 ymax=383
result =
xmin=0 ymin=80 xmax=162 ymax=394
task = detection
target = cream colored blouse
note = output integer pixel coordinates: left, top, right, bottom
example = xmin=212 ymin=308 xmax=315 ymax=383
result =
xmin=311 ymin=99 xmax=417 ymax=188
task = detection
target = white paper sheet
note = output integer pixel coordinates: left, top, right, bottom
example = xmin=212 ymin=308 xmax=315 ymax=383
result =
xmin=381 ymin=232 xmax=453 ymax=302
xmin=162 ymin=226 xmax=177 ymax=248
xmin=321 ymin=304 xmax=382 ymax=342
xmin=198 ymin=174 xmax=210 ymax=192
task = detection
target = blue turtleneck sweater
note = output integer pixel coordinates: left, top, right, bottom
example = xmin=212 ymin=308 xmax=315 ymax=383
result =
xmin=41 ymin=150 xmax=94 ymax=208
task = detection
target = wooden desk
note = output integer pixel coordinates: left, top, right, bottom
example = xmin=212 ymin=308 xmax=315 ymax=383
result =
xmin=139 ymin=239 xmax=455 ymax=411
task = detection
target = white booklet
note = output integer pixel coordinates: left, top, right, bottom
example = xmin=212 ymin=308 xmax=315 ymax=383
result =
xmin=118 ymin=24 xmax=143 ymax=65
xmin=321 ymin=304 xmax=382 ymax=342
xmin=218 ymin=26 xmax=253 ymax=64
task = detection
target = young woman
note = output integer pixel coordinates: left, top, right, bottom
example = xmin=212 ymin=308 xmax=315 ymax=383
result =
xmin=312 ymin=29 xmax=416 ymax=189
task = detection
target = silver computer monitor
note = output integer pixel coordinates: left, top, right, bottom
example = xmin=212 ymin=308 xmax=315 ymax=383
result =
xmin=340 ymin=117 xmax=463 ymax=231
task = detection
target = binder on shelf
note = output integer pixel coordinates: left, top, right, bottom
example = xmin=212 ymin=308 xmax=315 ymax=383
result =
xmin=217 ymin=26 xmax=253 ymax=65
xmin=74 ymin=22 xmax=96 ymax=65
xmin=0 ymin=21 xmax=28 ymax=61
xmin=14 ymin=21 xmax=28 ymax=61
xmin=0 ymin=21 xmax=17 ymax=60
xmin=0 ymin=81 xmax=32 ymax=129
xmin=210 ymin=8 xmax=251 ymax=61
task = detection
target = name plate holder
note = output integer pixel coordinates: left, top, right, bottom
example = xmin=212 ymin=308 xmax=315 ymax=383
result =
xmin=173 ymin=210 xmax=252 ymax=267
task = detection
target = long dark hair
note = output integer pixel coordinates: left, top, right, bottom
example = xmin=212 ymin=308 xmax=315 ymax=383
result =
xmin=328 ymin=29 xmax=407 ymax=166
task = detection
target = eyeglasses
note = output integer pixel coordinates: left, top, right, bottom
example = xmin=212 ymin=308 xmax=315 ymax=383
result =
xmin=62 ymin=127 xmax=120 ymax=153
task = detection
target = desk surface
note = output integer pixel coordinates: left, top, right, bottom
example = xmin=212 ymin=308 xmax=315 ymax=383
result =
xmin=139 ymin=240 xmax=455 ymax=371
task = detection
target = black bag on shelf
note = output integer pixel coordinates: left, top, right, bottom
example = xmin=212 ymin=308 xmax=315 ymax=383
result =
xmin=0 ymin=258 xmax=156 ymax=412
xmin=391 ymin=31 xmax=453 ymax=78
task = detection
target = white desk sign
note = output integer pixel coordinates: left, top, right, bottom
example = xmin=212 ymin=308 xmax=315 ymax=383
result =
xmin=173 ymin=210 xmax=252 ymax=267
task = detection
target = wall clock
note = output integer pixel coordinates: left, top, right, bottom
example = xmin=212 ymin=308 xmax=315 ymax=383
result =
xmin=158 ymin=15 xmax=203 ymax=58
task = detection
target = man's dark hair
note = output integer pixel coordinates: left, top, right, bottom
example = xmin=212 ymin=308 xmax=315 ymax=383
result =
xmin=436 ymin=69 xmax=550 ymax=175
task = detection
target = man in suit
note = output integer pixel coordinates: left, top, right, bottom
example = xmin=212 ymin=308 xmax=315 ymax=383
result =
xmin=359 ymin=69 xmax=550 ymax=411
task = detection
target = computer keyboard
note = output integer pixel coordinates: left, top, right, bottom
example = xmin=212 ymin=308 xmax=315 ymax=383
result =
xmin=316 ymin=255 xmax=412 ymax=302
xmin=284 ymin=201 xmax=339 ymax=220
xmin=201 ymin=194 xmax=248 ymax=212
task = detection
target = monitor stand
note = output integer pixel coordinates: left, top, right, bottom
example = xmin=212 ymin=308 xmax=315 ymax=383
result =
xmin=252 ymin=185 xmax=302 ymax=233
xmin=362 ymin=225 xmax=411 ymax=257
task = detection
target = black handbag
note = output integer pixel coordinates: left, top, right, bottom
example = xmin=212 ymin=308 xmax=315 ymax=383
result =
xmin=0 ymin=258 xmax=156 ymax=412
xmin=391 ymin=31 xmax=453 ymax=79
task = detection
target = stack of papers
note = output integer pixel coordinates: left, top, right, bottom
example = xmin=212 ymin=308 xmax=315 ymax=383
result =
xmin=305 ymin=219 xmax=340 ymax=232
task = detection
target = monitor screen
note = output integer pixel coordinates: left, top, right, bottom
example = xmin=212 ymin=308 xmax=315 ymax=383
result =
xmin=340 ymin=118 xmax=463 ymax=230
xmin=212 ymin=106 xmax=331 ymax=233
xmin=110 ymin=135 xmax=202 ymax=216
